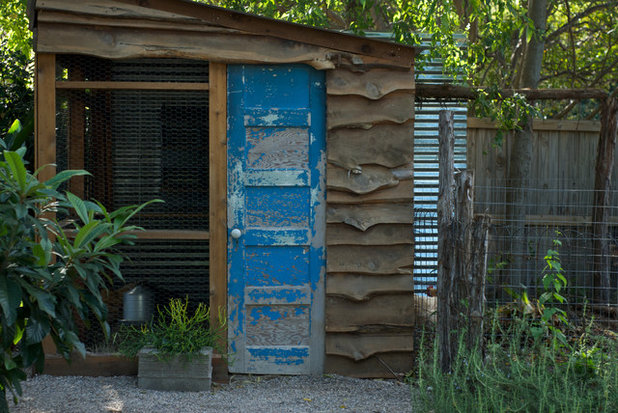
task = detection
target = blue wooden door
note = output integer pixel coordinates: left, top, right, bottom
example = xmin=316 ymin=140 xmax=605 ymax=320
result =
xmin=227 ymin=65 xmax=326 ymax=374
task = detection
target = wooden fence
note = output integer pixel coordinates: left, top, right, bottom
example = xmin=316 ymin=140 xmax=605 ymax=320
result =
xmin=467 ymin=118 xmax=618 ymax=303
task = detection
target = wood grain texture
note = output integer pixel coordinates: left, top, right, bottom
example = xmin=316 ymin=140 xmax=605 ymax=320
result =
xmin=246 ymin=305 xmax=310 ymax=346
xmin=326 ymin=273 xmax=413 ymax=301
xmin=327 ymin=245 xmax=413 ymax=274
xmin=325 ymin=295 xmax=415 ymax=332
xmin=327 ymin=122 xmax=413 ymax=169
xmin=324 ymin=352 xmax=414 ymax=378
xmin=208 ymin=63 xmax=227 ymax=346
xmin=37 ymin=9 xmax=240 ymax=33
xmin=327 ymin=204 xmax=412 ymax=231
xmin=327 ymin=223 xmax=413 ymax=246
xmin=326 ymin=68 xmax=414 ymax=100
xmin=326 ymin=333 xmax=414 ymax=361
xmin=327 ymin=179 xmax=413 ymax=204
xmin=113 ymin=0 xmax=416 ymax=67
xmin=327 ymin=164 xmax=398 ymax=194
xmin=36 ymin=23 xmax=337 ymax=69
xmin=37 ymin=0 xmax=203 ymax=21
xmin=327 ymin=92 xmax=414 ymax=129
xmin=35 ymin=53 xmax=56 ymax=184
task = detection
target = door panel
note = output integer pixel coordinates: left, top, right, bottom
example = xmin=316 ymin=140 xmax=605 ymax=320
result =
xmin=227 ymin=65 xmax=326 ymax=374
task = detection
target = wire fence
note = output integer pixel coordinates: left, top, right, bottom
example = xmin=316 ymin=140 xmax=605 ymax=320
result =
xmin=414 ymin=184 xmax=618 ymax=329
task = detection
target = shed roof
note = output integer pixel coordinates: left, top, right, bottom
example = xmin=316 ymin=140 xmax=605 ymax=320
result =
xmin=29 ymin=0 xmax=417 ymax=68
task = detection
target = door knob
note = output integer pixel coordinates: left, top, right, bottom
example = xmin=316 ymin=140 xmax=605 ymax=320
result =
xmin=231 ymin=228 xmax=242 ymax=239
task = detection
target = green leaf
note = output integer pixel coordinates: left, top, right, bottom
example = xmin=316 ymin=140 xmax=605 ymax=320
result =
xmin=25 ymin=316 xmax=51 ymax=345
xmin=22 ymin=285 xmax=56 ymax=318
xmin=73 ymin=220 xmax=108 ymax=248
xmin=66 ymin=191 xmax=89 ymax=224
xmin=0 ymin=277 xmax=22 ymax=325
xmin=3 ymin=150 xmax=27 ymax=192
xmin=44 ymin=170 xmax=90 ymax=190
xmin=93 ymin=235 xmax=122 ymax=253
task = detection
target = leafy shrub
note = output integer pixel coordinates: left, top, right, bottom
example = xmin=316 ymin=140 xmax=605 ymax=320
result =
xmin=0 ymin=141 xmax=159 ymax=410
xmin=118 ymin=297 xmax=225 ymax=361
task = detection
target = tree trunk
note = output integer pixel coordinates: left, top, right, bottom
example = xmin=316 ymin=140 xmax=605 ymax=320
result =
xmin=506 ymin=0 xmax=548 ymax=289
xmin=592 ymin=97 xmax=617 ymax=304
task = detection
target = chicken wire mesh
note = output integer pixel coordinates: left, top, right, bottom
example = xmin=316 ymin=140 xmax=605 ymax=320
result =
xmin=54 ymin=56 xmax=211 ymax=350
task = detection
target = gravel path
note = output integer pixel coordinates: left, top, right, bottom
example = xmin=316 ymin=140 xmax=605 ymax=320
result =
xmin=9 ymin=374 xmax=416 ymax=413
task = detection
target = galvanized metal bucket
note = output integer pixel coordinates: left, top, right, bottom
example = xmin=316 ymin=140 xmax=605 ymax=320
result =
xmin=123 ymin=285 xmax=154 ymax=323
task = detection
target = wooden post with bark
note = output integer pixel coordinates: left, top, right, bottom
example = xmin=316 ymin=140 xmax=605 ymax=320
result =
xmin=437 ymin=111 xmax=456 ymax=372
xmin=592 ymin=97 xmax=617 ymax=304
xmin=438 ymin=111 xmax=490 ymax=372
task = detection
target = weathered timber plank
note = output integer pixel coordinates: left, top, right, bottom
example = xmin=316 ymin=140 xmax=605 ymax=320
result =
xmin=327 ymin=179 xmax=413 ymax=204
xmin=327 ymin=273 xmax=413 ymax=301
xmin=327 ymin=164 xmax=398 ymax=194
xmin=326 ymin=223 xmax=413 ymax=245
xmin=327 ymin=204 xmax=412 ymax=231
xmin=36 ymin=23 xmax=336 ymax=69
xmin=327 ymin=245 xmax=413 ymax=274
xmin=327 ymin=92 xmax=414 ymax=129
xmin=326 ymin=333 xmax=414 ymax=361
xmin=37 ymin=9 xmax=240 ymax=33
xmin=326 ymin=295 xmax=415 ymax=332
xmin=114 ymin=0 xmax=415 ymax=67
xmin=326 ymin=68 xmax=414 ymax=100
xmin=209 ymin=62 xmax=227 ymax=349
xmin=37 ymin=0 xmax=203 ymax=21
xmin=327 ymin=122 xmax=413 ymax=169
xmin=324 ymin=352 xmax=413 ymax=378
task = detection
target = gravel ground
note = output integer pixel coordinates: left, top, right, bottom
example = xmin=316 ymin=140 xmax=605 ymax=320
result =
xmin=9 ymin=374 xmax=416 ymax=413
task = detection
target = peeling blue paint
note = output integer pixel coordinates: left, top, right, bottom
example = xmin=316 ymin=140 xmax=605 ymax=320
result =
xmin=247 ymin=347 xmax=309 ymax=365
xmin=228 ymin=65 xmax=325 ymax=374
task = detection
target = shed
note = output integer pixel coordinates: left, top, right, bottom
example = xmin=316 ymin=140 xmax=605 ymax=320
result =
xmin=30 ymin=0 xmax=417 ymax=377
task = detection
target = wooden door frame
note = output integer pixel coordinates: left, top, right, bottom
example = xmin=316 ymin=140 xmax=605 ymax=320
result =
xmin=208 ymin=62 xmax=228 ymax=348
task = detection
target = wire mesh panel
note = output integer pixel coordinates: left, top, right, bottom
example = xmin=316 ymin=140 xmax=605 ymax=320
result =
xmin=476 ymin=183 xmax=618 ymax=326
xmin=54 ymin=56 xmax=212 ymax=350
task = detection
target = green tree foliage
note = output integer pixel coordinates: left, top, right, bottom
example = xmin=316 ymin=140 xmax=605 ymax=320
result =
xmin=0 ymin=40 xmax=33 ymax=145
xmin=204 ymin=0 xmax=617 ymax=118
xmin=0 ymin=0 xmax=31 ymax=57
xmin=0 ymin=141 xmax=160 ymax=411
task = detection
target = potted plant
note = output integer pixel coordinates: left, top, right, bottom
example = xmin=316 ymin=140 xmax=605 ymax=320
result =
xmin=118 ymin=297 xmax=225 ymax=392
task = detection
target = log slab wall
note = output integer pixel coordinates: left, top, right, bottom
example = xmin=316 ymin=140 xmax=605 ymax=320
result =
xmin=325 ymin=68 xmax=415 ymax=377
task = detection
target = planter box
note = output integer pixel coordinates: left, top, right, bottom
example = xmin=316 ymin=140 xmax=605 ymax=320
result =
xmin=138 ymin=347 xmax=212 ymax=392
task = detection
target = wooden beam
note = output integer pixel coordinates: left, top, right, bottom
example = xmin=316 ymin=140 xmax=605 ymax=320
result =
xmin=114 ymin=0 xmax=416 ymax=67
xmin=416 ymin=83 xmax=608 ymax=100
xmin=35 ymin=53 xmax=56 ymax=183
xmin=467 ymin=117 xmax=601 ymax=132
xmin=56 ymin=81 xmax=210 ymax=91
xmin=208 ymin=62 xmax=227 ymax=348
xmin=37 ymin=23 xmax=337 ymax=70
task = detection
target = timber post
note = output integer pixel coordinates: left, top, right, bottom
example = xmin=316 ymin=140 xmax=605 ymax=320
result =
xmin=438 ymin=111 xmax=490 ymax=372
xmin=437 ymin=111 xmax=456 ymax=372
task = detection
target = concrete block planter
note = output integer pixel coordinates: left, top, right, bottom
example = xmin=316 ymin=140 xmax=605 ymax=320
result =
xmin=138 ymin=347 xmax=213 ymax=392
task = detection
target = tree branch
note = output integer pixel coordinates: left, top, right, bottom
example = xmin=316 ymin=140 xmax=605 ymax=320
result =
xmin=545 ymin=2 xmax=613 ymax=44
